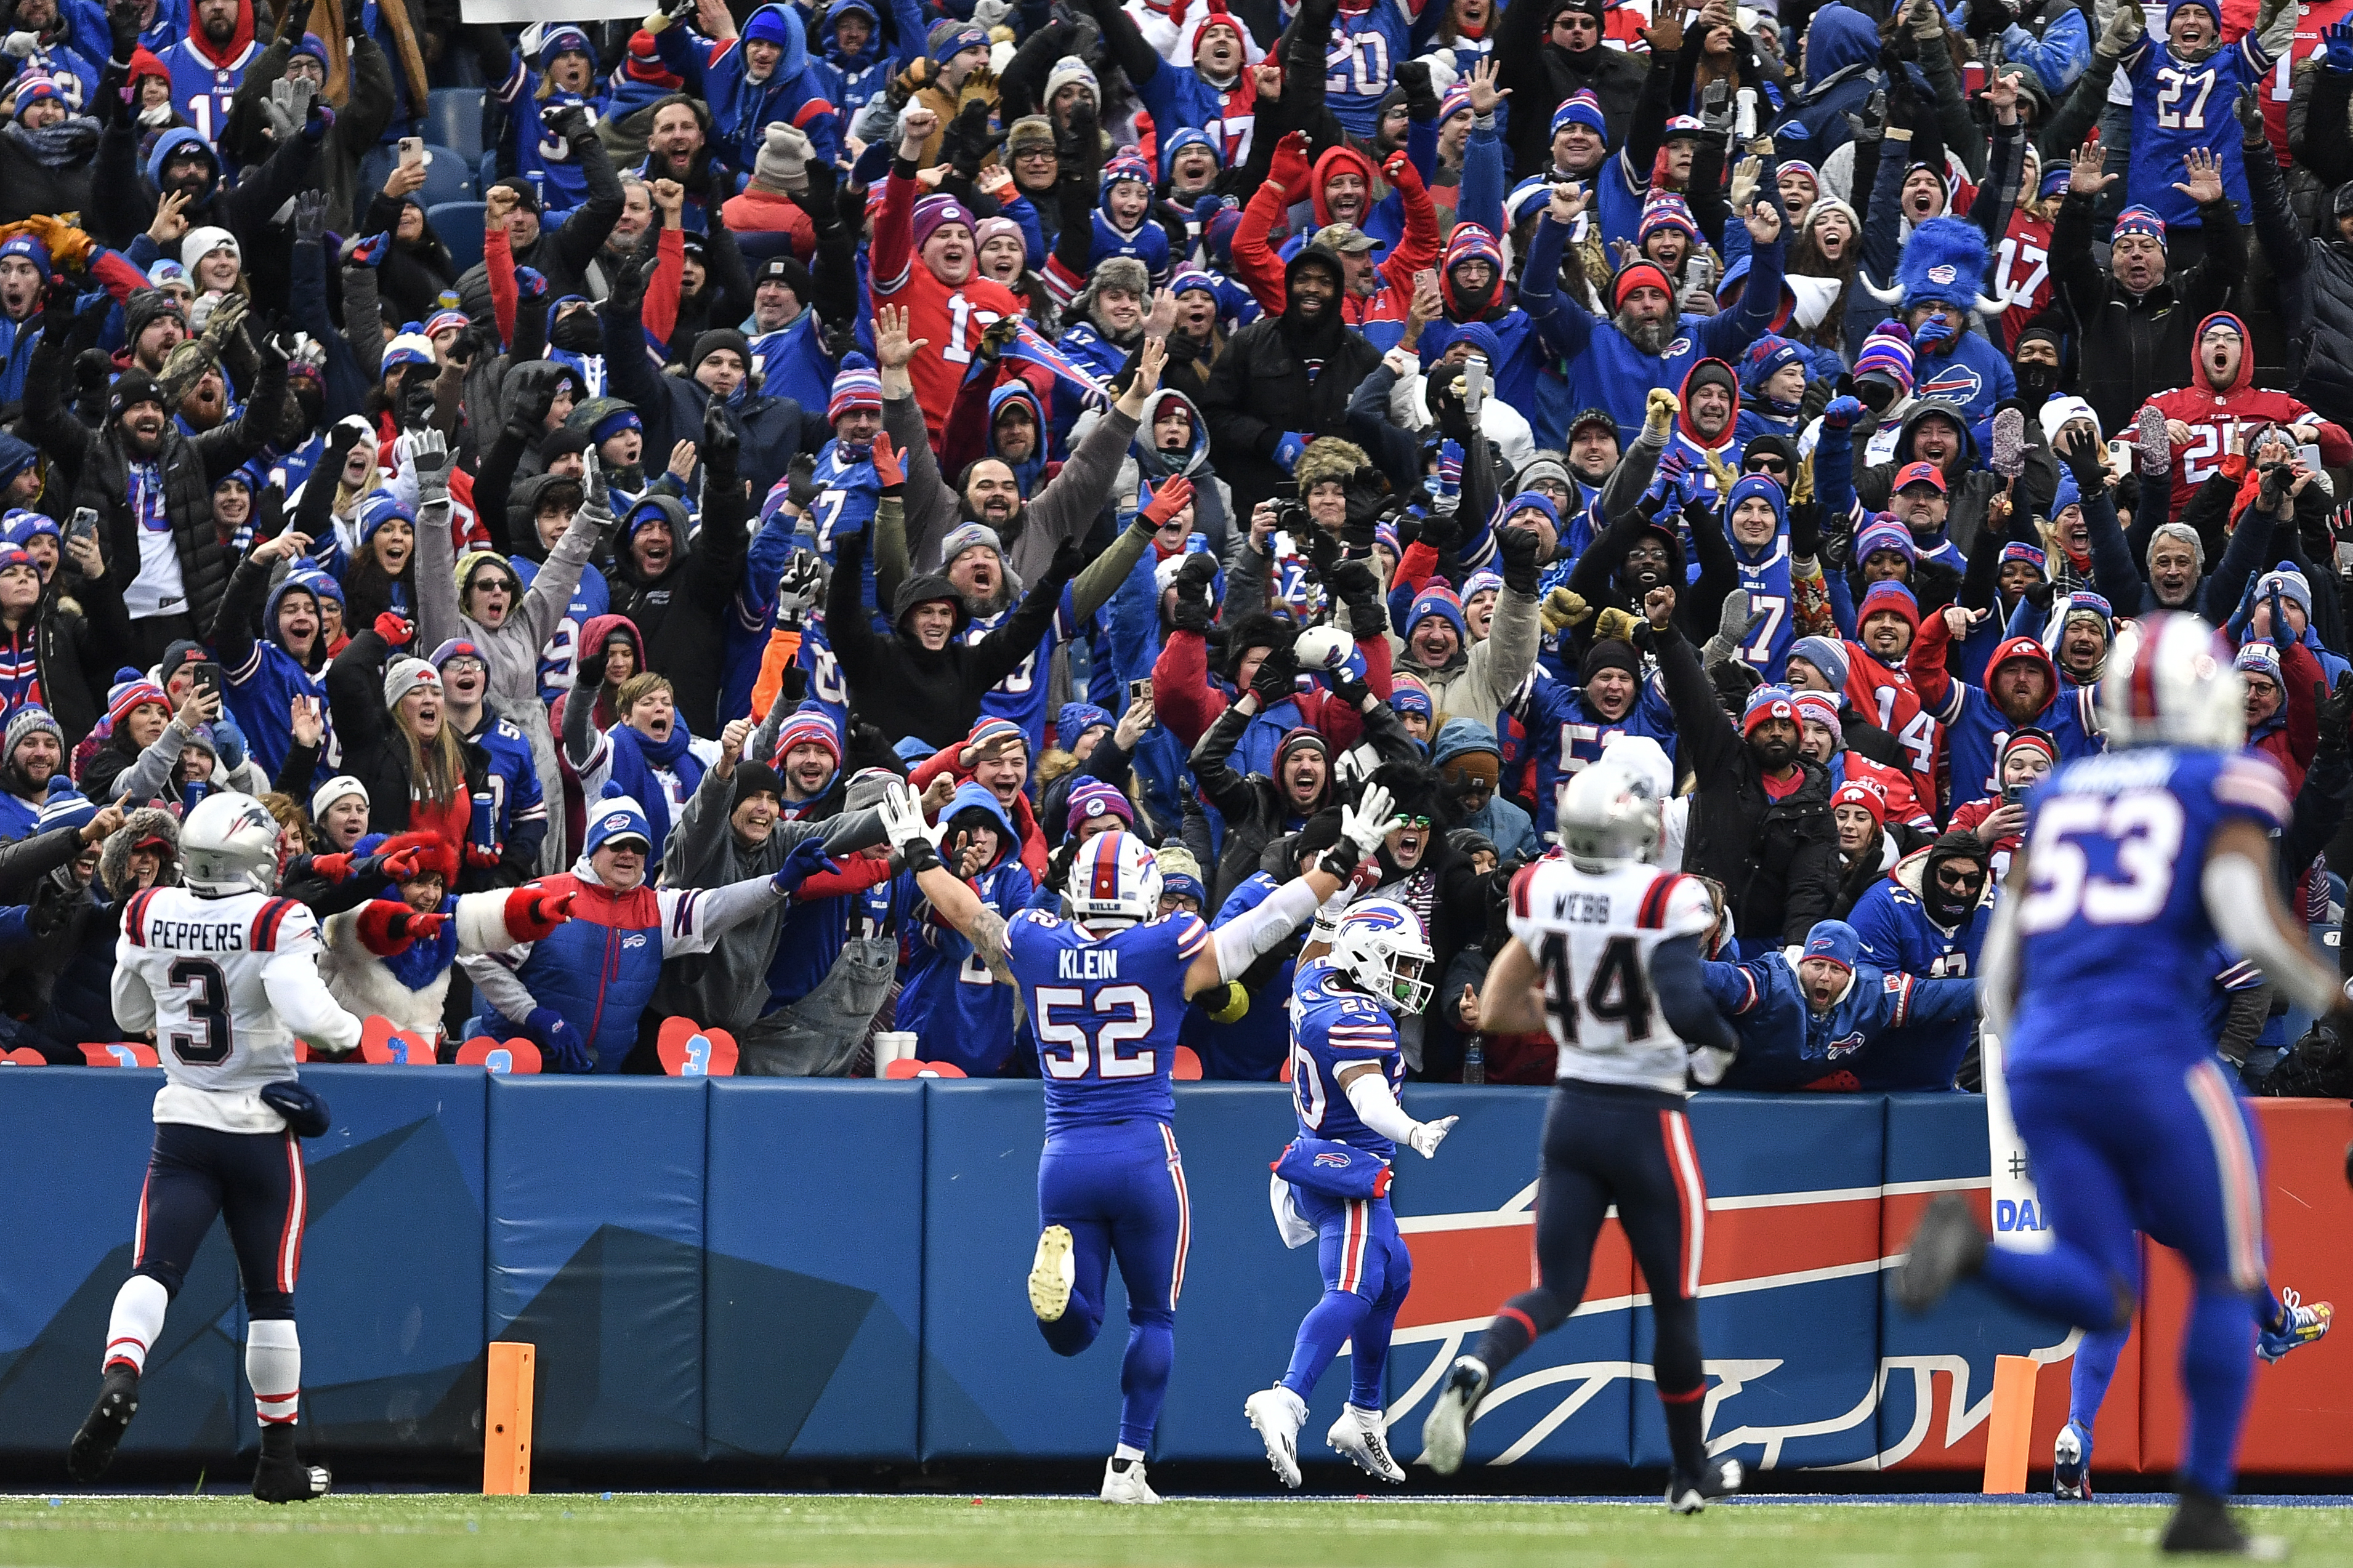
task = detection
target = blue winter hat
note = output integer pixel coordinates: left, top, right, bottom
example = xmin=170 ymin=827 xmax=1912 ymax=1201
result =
xmin=1158 ymin=126 xmax=1221 ymax=182
xmin=1434 ymin=319 xmax=1506 ymax=366
xmin=1499 ymin=491 xmax=1562 ymax=536
xmin=1802 ymin=919 xmax=1861 ymax=974
xmin=285 ymin=565 xmax=343 ymax=608
xmin=743 ymin=6 xmax=796 ymax=45
xmin=892 ymin=736 xmax=936 ymax=765
xmin=930 ymin=22 xmax=988 ymax=65
xmin=1788 ymin=635 xmax=1849 ymax=689
xmin=1892 ymin=215 xmax=1997 ymax=312
xmin=538 ymin=24 xmax=594 ymax=66
xmin=0 ymin=233 xmax=50 ymax=276
xmin=4 ymin=509 xmax=57 ymax=545
xmin=1855 ymin=517 xmax=1916 ymax=565
xmin=585 ymin=781 xmax=655 ymax=853
xmin=1725 ymin=473 xmax=1790 ymax=531
xmin=1740 ymin=334 xmax=1804 ymax=393
xmin=355 ymin=491 xmax=416 ymax=545
xmin=2050 ymin=467 xmax=2081 ymax=516
xmin=1389 ymin=680 xmax=1434 ymax=720
xmin=591 ymin=406 xmax=643 ymax=443
xmin=2037 ymin=163 xmax=2072 ymax=200
xmin=36 ymin=778 xmax=94 ymax=835
xmin=291 ymin=32 xmax=331 ymax=69
xmin=1058 ymin=702 xmax=1115 ymax=747
xmin=1405 ymin=585 xmax=1467 ymax=644
xmin=2112 ymin=205 xmax=2168 ymax=250
xmin=1551 ymin=90 xmax=1607 ymax=137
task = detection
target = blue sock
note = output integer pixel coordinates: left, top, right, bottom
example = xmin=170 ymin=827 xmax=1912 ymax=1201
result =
xmin=1980 ymin=1240 xmax=2129 ymax=1330
xmin=2178 ymin=1287 xmax=2257 ymax=1498
xmin=1281 ymin=1289 xmax=1372 ymax=1402
xmin=1116 ymin=1315 xmax=1174 ymax=1452
xmin=2068 ymin=1321 xmax=2131 ymax=1444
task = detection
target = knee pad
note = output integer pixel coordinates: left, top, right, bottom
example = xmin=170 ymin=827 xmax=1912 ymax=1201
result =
xmin=132 ymin=1261 xmax=185 ymax=1300
xmin=244 ymin=1290 xmax=296 ymax=1322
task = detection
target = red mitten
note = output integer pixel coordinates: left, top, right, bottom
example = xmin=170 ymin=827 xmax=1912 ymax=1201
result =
xmin=1268 ymin=131 xmax=1311 ymax=196
xmin=463 ymin=842 xmax=502 ymax=868
xmin=355 ymin=899 xmax=416 ymax=956
xmin=1140 ymin=476 xmax=1195 ymax=528
xmin=312 ymin=851 xmax=355 ymax=883
xmin=503 ymin=884 xmax=576 ymax=942
xmin=870 ymin=430 xmax=905 ymax=488
xmin=1381 ymin=147 xmax=1422 ymax=195
xmin=375 ymin=611 xmax=413 ymax=647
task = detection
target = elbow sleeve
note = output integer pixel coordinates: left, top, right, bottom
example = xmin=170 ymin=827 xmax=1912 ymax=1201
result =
xmin=1344 ymin=1069 xmax=1420 ymax=1143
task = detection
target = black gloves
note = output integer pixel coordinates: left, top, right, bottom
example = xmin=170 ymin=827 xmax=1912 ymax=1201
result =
xmin=2318 ymin=676 xmax=2353 ymax=762
xmin=1799 ymin=377 xmax=1836 ymax=428
xmin=945 ymin=97 xmax=1006 ymax=181
xmin=573 ymin=638 xmax=613 ymax=693
xmin=1249 ymin=645 xmax=1299 ymax=708
xmin=1395 ymin=59 xmax=1440 ymax=121
xmin=42 ymin=276 xmax=76 ymax=340
xmin=509 ymin=374 xmax=558 ymax=441
xmin=1046 ymin=538 xmax=1085 ymax=584
xmin=1788 ymin=499 xmax=1823 ymax=560
xmin=1329 ymin=556 xmax=1386 ymax=635
xmin=1170 ymin=551 xmax=1217 ymax=632
xmin=1495 ymin=523 xmax=1541 ymax=595
xmin=701 ymin=398 xmax=739 ymax=465
xmin=542 ymin=101 xmax=592 ymax=147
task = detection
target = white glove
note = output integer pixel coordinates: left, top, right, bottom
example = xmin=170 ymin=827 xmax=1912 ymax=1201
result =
xmin=1406 ymin=1115 xmax=1458 ymax=1158
xmin=775 ymin=550 xmax=826 ymax=616
xmin=1690 ymin=1045 xmax=1737 ymax=1087
xmin=1339 ymin=782 xmax=1398 ymax=862
xmin=972 ymin=0 xmax=1012 ymax=28
xmin=877 ymin=781 xmax=939 ymax=858
xmin=3 ymin=31 xmax=40 ymax=58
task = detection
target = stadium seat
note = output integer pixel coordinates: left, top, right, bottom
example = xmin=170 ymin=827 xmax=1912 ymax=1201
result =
xmin=427 ymin=201 xmax=486 ymax=274
xmin=426 ymin=86 xmax=487 ymax=161
xmin=1172 ymin=1045 xmax=1203 ymax=1081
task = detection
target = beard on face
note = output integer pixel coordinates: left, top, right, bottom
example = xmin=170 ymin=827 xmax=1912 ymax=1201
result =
xmin=1615 ymin=308 xmax=1674 ymax=355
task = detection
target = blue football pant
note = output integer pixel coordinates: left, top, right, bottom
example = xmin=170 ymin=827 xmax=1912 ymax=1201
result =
xmin=1035 ymin=1122 xmax=1189 ymax=1452
xmin=1278 ymin=1189 xmax=1411 ymax=1410
xmin=132 ymin=1122 xmax=305 ymax=1320
xmin=1471 ymin=1081 xmax=1713 ymax=1476
xmin=1985 ymin=1059 xmax=2267 ymax=1497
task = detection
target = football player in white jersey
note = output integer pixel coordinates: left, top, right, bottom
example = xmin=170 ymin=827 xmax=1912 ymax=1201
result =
xmin=1420 ymin=746 xmax=1747 ymax=1513
xmin=68 ymin=794 xmax=361 ymax=1502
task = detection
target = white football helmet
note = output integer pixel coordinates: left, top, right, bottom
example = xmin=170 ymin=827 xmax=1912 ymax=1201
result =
xmin=1329 ymin=898 xmax=1435 ymax=1015
xmin=180 ymin=792 xmax=283 ymax=898
xmin=2100 ymin=612 xmax=2243 ymax=752
xmin=1067 ymin=829 xmax=1163 ymax=926
xmin=1556 ymin=751 xmax=1665 ymax=868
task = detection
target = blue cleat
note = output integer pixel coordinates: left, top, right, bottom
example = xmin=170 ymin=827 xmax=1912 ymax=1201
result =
xmin=2257 ymin=1288 xmax=2331 ymax=1364
xmin=2053 ymin=1419 xmax=2092 ymax=1500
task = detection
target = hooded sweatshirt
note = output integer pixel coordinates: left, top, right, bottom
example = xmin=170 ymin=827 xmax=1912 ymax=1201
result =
xmin=2145 ymin=310 xmax=2353 ymax=521
xmin=1907 ymin=624 xmax=2101 ymax=809
xmin=891 ymin=780 xmax=1032 ymax=1074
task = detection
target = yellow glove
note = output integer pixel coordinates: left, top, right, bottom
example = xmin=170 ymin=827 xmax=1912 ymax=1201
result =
xmin=1644 ymin=388 xmax=1679 ymax=437
xmin=1594 ymin=606 xmax=1640 ymax=645
xmin=1542 ymin=586 xmax=1592 ymax=634
xmin=1206 ymin=981 xmax=1249 ymax=1025
xmin=1700 ymin=446 xmax=1740 ymax=498
xmin=1791 ymin=451 xmax=1816 ymax=506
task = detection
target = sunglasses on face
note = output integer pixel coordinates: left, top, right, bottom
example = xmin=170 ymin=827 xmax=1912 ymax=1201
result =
xmin=1934 ymin=866 xmax=1983 ymax=888
xmin=1397 ymin=814 xmax=1434 ymax=829
xmin=1750 ymin=457 xmax=1789 ymax=474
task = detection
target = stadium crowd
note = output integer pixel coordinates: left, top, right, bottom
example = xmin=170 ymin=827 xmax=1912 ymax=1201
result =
xmin=0 ymin=0 xmax=2350 ymax=1093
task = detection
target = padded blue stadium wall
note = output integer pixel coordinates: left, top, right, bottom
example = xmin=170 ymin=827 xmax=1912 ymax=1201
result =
xmin=0 ymin=1072 xmax=2071 ymax=1474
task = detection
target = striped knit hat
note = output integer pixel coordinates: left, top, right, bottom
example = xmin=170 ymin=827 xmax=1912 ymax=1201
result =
xmin=1442 ymin=223 xmax=1503 ymax=279
xmin=828 ymin=353 xmax=882 ymax=423
xmin=775 ymin=709 xmax=842 ymax=766
xmin=1854 ymin=321 xmax=1915 ymax=393
xmin=1099 ymin=153 xmax=1153 ymax=196
xmin=107 ymin=669 xmax=170 ymax=727
xmin=2112 ymin=205 xmax=2167 ymax=248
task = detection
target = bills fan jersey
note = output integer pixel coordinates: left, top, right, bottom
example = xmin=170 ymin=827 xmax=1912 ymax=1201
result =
xmin=1003 ymin=909 xmax=1208 ymax=1136
xmin=114 ymin=887 xmax=361 ymax=1132
xmin=1507 ymin=860 xmax=1714 ymax=1095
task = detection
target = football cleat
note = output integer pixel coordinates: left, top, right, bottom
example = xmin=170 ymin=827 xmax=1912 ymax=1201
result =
xmin=1244 ymin=1385 xmax=1307 ymax=1489
xmin=1666 ymin=1455 xmax=1744 ymax=1515
xmin=1418 ymin=1356 xmax=1488 ymax=1476
xmin=1328 ymin=1404 xmax=1405 ymax=1484
xmin=2159 ymin=1486 xmax=2286 ymax=1559
xmin=1098 ymin=1455 xmax=1161 ymax=1505
xmin=2257 ymin=1289 xmax=2331 ymax=1364
xmin=251 ymin=1455 xmax=332 ymax=1503
xmin=1892 ymin=1193 xmax=1988 ymax=1314
xmin=66 ymin=1364 xmax=140 ymax=1483
xmin=1027 ymin=1225 xmax=1075 ymax=1323
xmin=2053 ymin=1420 xmax=2092 ymax=1500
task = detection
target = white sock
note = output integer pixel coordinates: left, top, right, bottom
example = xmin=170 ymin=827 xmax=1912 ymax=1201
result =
xmin=246 ymin=1319 xmax=302 ymax=1427
xmin=102 ymin=1276 xmax=168 ymax=1375
xmin=1114 ymin=1443 xmax=1145 ymax=1464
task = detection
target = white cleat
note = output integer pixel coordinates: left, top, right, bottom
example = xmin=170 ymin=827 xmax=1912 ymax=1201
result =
xmin=1243 ymin=1385 xmax=1308 ymax=1489
xmin=1099 ymin=1455 xmax=1161 ymax=1504
xmin=1419 ymin=1356 xmax=1488 ymax=1476
xmin=1028 ymin=1225 xmax=1075 ymax=1322
xmin=1328 ymin=1404 xmax=1406 ymax=1484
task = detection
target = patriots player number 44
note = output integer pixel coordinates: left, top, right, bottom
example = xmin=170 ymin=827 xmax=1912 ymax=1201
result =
xmin=876 ymin=778 xmax=1407 ymax=1504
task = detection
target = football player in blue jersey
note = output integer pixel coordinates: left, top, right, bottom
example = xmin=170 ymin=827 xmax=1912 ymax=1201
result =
xmin=877 ymin=778 xmax=1400 ymax=1502
xmin=1897 ymin=613 xmax=2353 ymax=1556
xmin=1245 ymin=897 xmax=1457 ymax=1488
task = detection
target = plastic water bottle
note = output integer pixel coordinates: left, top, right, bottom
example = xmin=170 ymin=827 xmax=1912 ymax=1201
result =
xmin=1463 ymin=1036 xmax=1486 ymax=1085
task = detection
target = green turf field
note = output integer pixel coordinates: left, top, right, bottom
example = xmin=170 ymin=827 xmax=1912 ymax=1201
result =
xmin=2 ymin=1493 xmax=2348 ymax=1568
